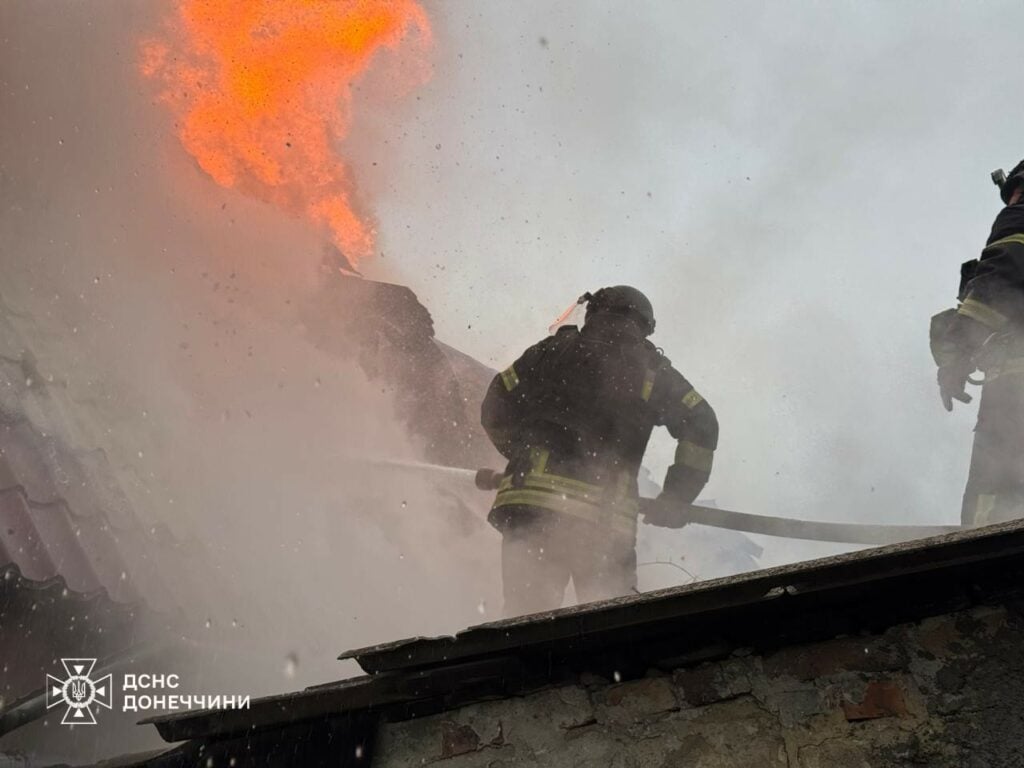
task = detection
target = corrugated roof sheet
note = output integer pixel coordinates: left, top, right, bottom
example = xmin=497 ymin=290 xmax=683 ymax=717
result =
xmin=0 ymin=412 xmax=200 ymax=615
xmin=0 ymin=296 xmax=217 ymax=619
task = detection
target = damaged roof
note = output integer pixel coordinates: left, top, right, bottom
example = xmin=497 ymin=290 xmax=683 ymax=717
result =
xmin=301 ymin=271 xmax=503 ymax=468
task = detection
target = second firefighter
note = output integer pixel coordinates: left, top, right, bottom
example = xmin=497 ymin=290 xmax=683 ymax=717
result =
xmin=481 ymin=286 xmax=719 ymax=616
xmin=931 ymin=160 xmax=1024 ymax=526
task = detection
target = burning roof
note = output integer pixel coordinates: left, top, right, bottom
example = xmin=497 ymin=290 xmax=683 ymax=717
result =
xmin=141 ymin=0 xmax=432 ymax=263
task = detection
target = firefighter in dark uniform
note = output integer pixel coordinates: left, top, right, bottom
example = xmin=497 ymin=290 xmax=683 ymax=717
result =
xmin=481 ymin=286 xmax=719 ymax=615
xmin=931 ymin=160 xmax=1024 ymax=526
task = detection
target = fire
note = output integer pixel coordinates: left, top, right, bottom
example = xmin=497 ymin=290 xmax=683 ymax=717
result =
xmin=141 ymin=0 xmax=431 ymax=264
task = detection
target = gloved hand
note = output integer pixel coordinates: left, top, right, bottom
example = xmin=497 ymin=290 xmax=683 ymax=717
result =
xmin=929 ymin=308 xmax=960 ymax=368
xmin=642 ymin=498 xmax=691 ymax=529
xmin=937 ymin=358 xmax=975 ymax=411
xmin=930 ymin=309 xmax=988 ymax=411
xmin=645 ymin=463 xmax=707 ymax=527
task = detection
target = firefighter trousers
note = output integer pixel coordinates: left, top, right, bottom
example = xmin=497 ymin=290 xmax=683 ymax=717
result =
xmin=499 ymin=508 xmax=637 ymax=617
xmin=961 ymin=369 xmax=1024 ymax=526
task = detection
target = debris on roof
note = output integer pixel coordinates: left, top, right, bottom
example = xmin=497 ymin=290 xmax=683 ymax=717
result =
xmin=301 ymin=268 xmax=501 ymax=468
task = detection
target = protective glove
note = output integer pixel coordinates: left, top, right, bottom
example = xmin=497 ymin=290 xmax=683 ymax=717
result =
xmin=930 ymin=308 xmax=989 ymax=411
xmin=937 ymin=358 xmax=975 ymax=411
xmin=929 ymin=309 xmax=961 ymax=368
xmin=642 ymin=498 xmax=691 ymax=529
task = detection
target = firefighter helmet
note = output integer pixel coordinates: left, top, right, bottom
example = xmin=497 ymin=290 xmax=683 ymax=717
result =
xmin=994 ymin=159 xmax=1024 ymax=204
xmin=584 ymin=285 xmax=656 ymax=336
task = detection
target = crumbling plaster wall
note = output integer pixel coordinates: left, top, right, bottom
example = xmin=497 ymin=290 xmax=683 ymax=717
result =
xmin=374 ymin=603 xmax=1024 ymax=767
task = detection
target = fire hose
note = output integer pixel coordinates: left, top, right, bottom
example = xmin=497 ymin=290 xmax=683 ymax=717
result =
xmin=470 ymin=469 xmax=958 ymax=545
xmin=369 ymin=459 xmax=960 ymax=546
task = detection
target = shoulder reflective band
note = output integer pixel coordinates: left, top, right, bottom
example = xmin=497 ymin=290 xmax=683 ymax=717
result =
xmin=675 ymin=440 xmax=714 ymax=473
xmin=500 ymin=365 xmax=520 ymax=391
xmin=985 ymin=233 xmax=1024 ymax=250
xmin=681 ymin=388 xmax=704 ymax=409
xmin=957 ymin=297 xmax=1008 ymax=330
xmin=640 ymin=369 xmax=656 ymax=401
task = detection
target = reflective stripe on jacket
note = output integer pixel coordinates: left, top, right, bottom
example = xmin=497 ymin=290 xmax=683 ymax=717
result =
xmin=492 ymin=448 xmax=639 ymax=536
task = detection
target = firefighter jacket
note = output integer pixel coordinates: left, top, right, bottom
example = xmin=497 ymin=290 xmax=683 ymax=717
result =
xmin=480 ymin=319 xmax=719 ymax=534
xmin=931 ymin=203 xmax=1024 ymax=525
xmin=931 ymin=204 xmax=1024 ymax=371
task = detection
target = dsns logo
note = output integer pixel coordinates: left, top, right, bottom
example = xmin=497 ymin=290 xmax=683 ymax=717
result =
xmin=46 ymin=659 xmax=113 ymax=725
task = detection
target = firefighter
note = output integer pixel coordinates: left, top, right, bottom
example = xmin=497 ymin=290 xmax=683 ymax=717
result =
xmin=931 ymin=160 xmax=1024 ymax=526
xmin=481 ymin=286 xmax=719 ymax=616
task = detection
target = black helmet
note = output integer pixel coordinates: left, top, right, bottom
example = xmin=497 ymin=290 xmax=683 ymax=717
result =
xmin=583 ymin=285 xmax=655 ymax=336
xmin=994 ymin=159 xmax=1024 ymax=204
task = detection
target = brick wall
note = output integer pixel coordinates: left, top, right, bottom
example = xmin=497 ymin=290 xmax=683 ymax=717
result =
xmin=374 ymin=602 xmax=1024 ymax=767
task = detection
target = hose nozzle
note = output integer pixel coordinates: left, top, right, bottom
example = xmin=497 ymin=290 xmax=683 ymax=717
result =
xmin=474 ymin=468 xmax=504 ymax=490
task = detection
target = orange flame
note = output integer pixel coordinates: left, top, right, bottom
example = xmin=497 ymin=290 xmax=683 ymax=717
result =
xmin=142 ymin=0 xmax=431 ymax=264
